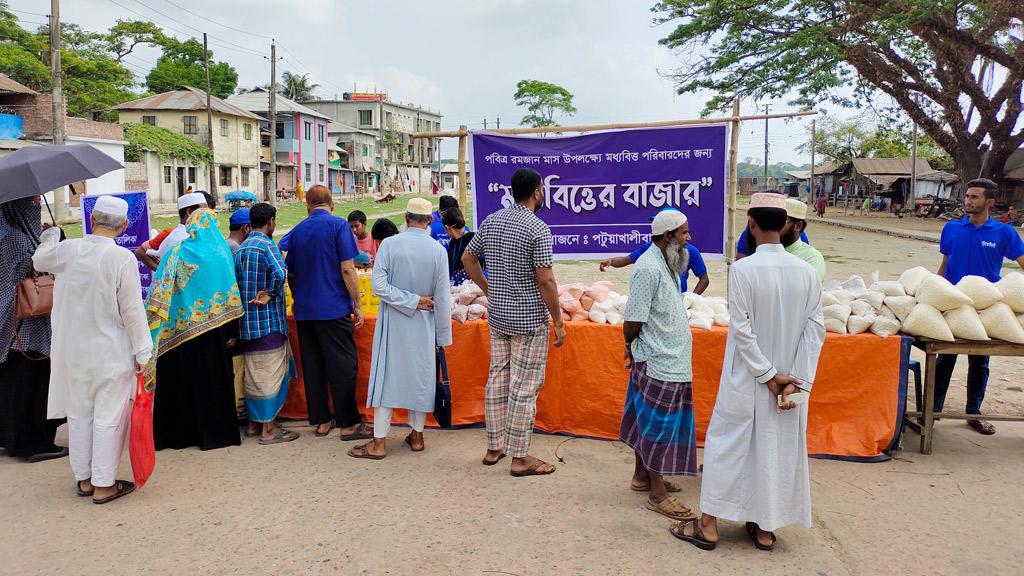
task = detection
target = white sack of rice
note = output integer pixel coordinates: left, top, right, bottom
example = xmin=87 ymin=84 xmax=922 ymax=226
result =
xmin=996 ymin=272 xmax=1024 ymax=313
xmin=713 ymin=313 xmax=730 ymax=327
xmin=847 ymin=314 xmax=875 ymax=335
xmin=842 ymin=275 xmax=868 ymax=296
xmin=878 ymin=305 xmax=897 ymax=320
xmin=943 ymin=305 xmax=989 ymax=341
xmin=824 ymin=318 xmax=847 ymax=334
xmin=899 ymin=266 xmax=932 ymax=296
xmin=588 ymin=309 xmax=607 ymax=324
xmin=850 ymin=299 xmax=875 ymax=318
xmin=821 ymin=292 xmax=840 ymax=307
xmin=823 ymin=304 xmax=852 ymax=324
xmin=956 ymin=275 xmax=1003 ymax=310
xmin=689 ymin=316 xmax=713 ymax=330
xmin=830 ymin=289 xmax=855 ymax=305
xmin=858 ymin=290 xmax=886 ymax=311
xmin=901 ymin=304 xmax=954 ymax=341
xmin=870 ymin=281 xmax=906 ymax=297
xmin=978 ymin=302 xmax=1024 ymax=344
xmin=883 ymin=296 xmax=917 ymax=322
xmin=915 ymin=275 xmax=973 ymax=312
xmin=870 ymin=316 xmax=902 ymax=338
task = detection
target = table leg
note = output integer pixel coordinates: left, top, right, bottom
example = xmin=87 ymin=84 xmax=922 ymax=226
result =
xmin=922 ymin=352 xmax=937 ymax=454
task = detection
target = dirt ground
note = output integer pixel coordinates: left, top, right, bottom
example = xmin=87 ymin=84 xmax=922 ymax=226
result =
xmin=2 ymin=216 xmax=1023 ymax=575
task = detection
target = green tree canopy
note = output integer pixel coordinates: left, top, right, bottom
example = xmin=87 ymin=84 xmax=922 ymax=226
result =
xmin=796 ymin=115 xmax=954 ymax=169
xmin=145 ymin=38 xmax=237 ymax=99
xmin=654 ymin=1 xmax=1024 ymax=181
xmin=513 ymin=79 xmax=577 ymax=127
xmin=123 ymin=122 xmax=211 ymax=165
xmin=280 ymin=71 xmax=319 ymax=101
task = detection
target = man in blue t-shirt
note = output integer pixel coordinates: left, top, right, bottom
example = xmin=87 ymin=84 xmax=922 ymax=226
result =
xmin=599 ymin=208 xmax=710 ymax=294
xmin=430 ymin=195 xmax=461 ymax=247
xmin=736 ymin=226 xmax=808 ymax=258
xmin=283 ymin=185 xmax=372 ymax=441
xmin=934 ymin=178 xmax=1024 ymax=436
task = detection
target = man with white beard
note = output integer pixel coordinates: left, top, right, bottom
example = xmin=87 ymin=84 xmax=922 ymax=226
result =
xmin=619 ymin=209 xmax=699 ymax=522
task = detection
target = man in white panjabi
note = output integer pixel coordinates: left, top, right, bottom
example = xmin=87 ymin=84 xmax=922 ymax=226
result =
xmin=672 ymin=192 xmax=825 ymax=551
xmin=348 ymin=197 xmax=452 ymax=460
xmin=33 ymin=195 xmax=153 ymax=504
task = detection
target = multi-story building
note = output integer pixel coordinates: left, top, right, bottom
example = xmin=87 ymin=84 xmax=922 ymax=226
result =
xmin=328 ymin=123 xmax=380 ymax=195
xmin=227 ymin=87 xmax=331 ymax=196
xmin=302 ymin=93 xmax=441 ymax=194
xmin=114 ymin=87 xmax=262 ymax=197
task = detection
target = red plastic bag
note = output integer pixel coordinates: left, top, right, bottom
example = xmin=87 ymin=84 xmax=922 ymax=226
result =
xmin=129 ymin=374 xmax=155 ymax=488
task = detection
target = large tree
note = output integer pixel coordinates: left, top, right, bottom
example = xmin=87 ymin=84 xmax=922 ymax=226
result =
xmin=513 ymin=79 xmax=577 ymax=127
xmin=280 ymin=71 xmax=319 ymax=101
xmin=796 ymin=115 xmax=954 ymax=168
xmin=146 ymin=38 xmax=238 ymax=98
xmin=654 ymin=1 xmax=1024 ymax=182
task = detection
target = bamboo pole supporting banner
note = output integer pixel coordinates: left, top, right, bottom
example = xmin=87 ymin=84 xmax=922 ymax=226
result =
xmin=727 ymin=99 xmax=741 ymax=274
xmin=457 ymin=125 xmax=467 ymax=207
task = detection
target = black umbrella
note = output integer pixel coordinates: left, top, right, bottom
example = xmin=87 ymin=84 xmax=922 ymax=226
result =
xmin=0 ymin=143 xmax=124 ymax=205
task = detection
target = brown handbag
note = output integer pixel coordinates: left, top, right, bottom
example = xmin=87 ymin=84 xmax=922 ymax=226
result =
xmin=15 ymin=266 xmax=54 ymax=320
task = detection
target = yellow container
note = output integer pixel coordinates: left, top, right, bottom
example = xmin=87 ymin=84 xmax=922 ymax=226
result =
xmin=358 ymin=271 xmax=380 ymax=315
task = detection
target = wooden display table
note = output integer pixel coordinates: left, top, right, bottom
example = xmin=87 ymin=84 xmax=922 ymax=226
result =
xmin=903 ymin=337 xmax=1024 ymax=454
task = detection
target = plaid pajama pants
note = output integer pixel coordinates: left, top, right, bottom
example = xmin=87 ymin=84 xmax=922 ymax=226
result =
xmin=485 ymin=324 xmax=550 ymax=459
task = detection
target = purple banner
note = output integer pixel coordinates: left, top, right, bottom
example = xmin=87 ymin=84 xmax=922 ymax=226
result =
xmin=83 ymin=191 xmax=152 ymax=298
xmin=471 ymin=126 xmax=727 ymax=259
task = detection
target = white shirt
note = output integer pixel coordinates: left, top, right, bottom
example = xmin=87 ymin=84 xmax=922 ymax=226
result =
xmin=151 ymin=223 xmax=188 ymax=259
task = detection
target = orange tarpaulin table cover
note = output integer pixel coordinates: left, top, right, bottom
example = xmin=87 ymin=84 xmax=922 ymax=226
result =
xmin=281 ymin=318 xmax=910 ymax=462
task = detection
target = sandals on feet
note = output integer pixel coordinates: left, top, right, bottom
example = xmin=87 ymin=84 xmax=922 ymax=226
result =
xmin=347 ymin=443 xmax=385 ymax=460
xmin=313 ymin=421 xmax=335 ymax=438
xmin=967 ymin=419 xmax=995 ymax=435
xmin=339 ymin=423 xmax=374 ymax=441
xmin=646 ymin=496 xmax=697 ymax=522
xmin=745 ymin=522 xmax=777 ymax=551
xmin=670 ymin=519 xmax=717 ymax=550
xmin=93 ymin=480 xmax=136 ymax=505
xmin=404 ymin=433 xmax=424 ymax=452
xmin=482 ymin=452 xmax=506 ymax=466
xmin=631 ymin=480 xmax=682 ymax=493
xmin=258 ymin=429 xmax=300 ymax=445
xmin=509 ymin=459 xmax=556 ymax=477
xmin=76 ymin=480 xmax=94 ymax=497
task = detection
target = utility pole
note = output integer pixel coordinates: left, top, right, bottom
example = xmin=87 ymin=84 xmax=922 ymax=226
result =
xmin=203 ymin=33 xmax=217 ymax=198
xmin=909 ymin=103 xmax=919 ymax=215
xmin=50 ymin=0 xmax=67 ymax=223
xmin=483 ymin=116 xmax=488 ymax=130
xmin=809 ymin=118 xmax=816 ymax=206
xmin=268 ymin=39 xmax=278 ymax=205
xmin=763 ymin=103 xmax=770 ymax=190
xmin=496 ymin=115 xmax=501 ymax=130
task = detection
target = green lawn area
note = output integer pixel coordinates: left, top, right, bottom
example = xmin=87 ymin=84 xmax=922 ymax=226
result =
xmin=62 ymin=194 xmax=473 ymax=239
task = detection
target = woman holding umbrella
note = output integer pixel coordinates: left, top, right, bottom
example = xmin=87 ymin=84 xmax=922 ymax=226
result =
xmin=0 ymin=197 xmax=67 ymax=462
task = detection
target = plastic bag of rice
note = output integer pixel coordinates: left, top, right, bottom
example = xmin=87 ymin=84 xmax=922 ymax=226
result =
xmin=1018 ymin=313 xmax=1024 ymax=332
xmin=824 ymin=318 xmax=847 ymax=334
xmin=916 ymin=275 xmax=973 ymax=312
xmin=898 ymin=266 xmax=932 ymax=296
xmin=842 ymin=275 xmax=868 ymax=297
xmin=943 ymin=305 xmax=989 ymax=341
xmin=850 ymin=299 xmax=875 ymax=318
xmin=978 ymin=302 xmax=1024 ymax=344
xmin=588 ymin=309 xmax=608 ymax=324
xmin=870 ymin=316 xmax=901 ymax=338
xmin=830 ymin=289 xmax=855 ymax=305
xmin=870 ymin=281 xmax=906 ymax=297
xmin=823 ymin=303 xmax=852 ymax=324
xmin=689 ymin=316 xmax=713 ymax=330
xmin=883 ymin=296 xmax=916 ymax=322
xmin=821 ymin=292 xmax=840 ymax=307
xmin=847 ymin=314 xmax=875 ymax=335
xmin=956 ymin=275 xmax=1003 ymax=310
xmin=605 ymin=311 xmax=624 ymax=326
xmin=996 ymin=271 xmax=1024 ymax=313
xmin=713 ymin=313 xmax=730 ymax=327
xmin=878 ymin=305 xmax=897 ymax=320
xmin=682 ymin=292 xmax=699 ymax=310
xmin=901 ymin=303 xmax=954 ymax=341
xmin=858 ymin=290 xmax=885 ymax=311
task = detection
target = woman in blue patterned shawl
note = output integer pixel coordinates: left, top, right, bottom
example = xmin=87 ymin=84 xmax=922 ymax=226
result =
xmin=146 ymin=208 xmax=244 ymax=451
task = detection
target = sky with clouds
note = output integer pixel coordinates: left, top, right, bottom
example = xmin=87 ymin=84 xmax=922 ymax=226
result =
xmin=10 ymin=0 xmax=820 ymax=163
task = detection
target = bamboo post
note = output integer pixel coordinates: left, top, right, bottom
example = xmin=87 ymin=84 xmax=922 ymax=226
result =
xmin=457 ymin=125 xmax=467 ymax=207
xmin=727 ymin=99 xmax=741 ymax=274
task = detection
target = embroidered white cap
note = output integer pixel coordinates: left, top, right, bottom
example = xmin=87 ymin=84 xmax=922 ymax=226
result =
xmin=177 ymin=192 xmax=207 ymax=210
xmin=651 ymin=209 xmax=688 ymax=235
xmin=93 ymin=195 xmax=129 ymax=218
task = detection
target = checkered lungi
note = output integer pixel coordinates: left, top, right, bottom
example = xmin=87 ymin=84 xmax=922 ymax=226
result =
xmin=619 ymin=361 xmax=698 ymax=476
xmin=484 ymin=324 xmax=549 ymax=459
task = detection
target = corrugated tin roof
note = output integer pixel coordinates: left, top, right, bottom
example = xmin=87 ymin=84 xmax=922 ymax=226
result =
xmin=113 ymin=87 xmax=261 ymax=120
xmin=0 ymin=74 xmax=37 ymax=95
xmin=328 ymin=122 xmax=376 ymax=138
xmin=852 ymin=157 xmax=932 ymax=175
xmin=917 ymin=169 xmax=958 ymax=183
xmin=226 ymin=88 xmax=330 ymax=120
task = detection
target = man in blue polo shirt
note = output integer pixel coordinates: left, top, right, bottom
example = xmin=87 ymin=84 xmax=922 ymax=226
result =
xmin=599 ymin=208 xmax=710 ymax=294
xmin=430 ymin=195 xmax=461 ymax=247
xmin=736 ymin=224 xmax=808 ymax=258
xmin=284 ymin=185 xmax=373 ymax=442
xmin=935 ymin=178 xmax=1024 ymax=435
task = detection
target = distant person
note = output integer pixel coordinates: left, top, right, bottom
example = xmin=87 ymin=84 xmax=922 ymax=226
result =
xmin=286 ymin=185 xmax=371 ymax=441
xmin=442 ymin=207 xmax=481 ymax=286
xmin=135 ymin=192 xmax=208 ymax=271
xmin=349 ymin=198 xmax=451 ymax=460
xmin=1001 ymin=206 xmax=1021 ymax=227
xmin=782 ymin=199 xmax=826 ymax=281
xmin=347 ymin=210 xmax=377 ymax=265
xmin=599 ymin=208 xmax=710 ymax=294
xmin=934 ymin=179 xmax=1024 ymax=436
xmin=226 ymin=208 xmax=251 ymax=255
xmin=33 ymin=195 xmax=152 ymax=503
xmin=463 ymin=168 xmax=565 ymax=477
xmin=430 ymin=195 xmax=461 ymax=247
xmin=371 ymin=218 xmax=400 ymax=254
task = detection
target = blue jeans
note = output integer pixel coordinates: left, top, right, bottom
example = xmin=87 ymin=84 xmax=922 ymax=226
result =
xmin=933 ymin=354 xmax=989 ymax=415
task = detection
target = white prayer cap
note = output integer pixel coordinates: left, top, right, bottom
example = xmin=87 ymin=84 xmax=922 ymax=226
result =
xmin=94 ymin=195 xmax=128 ymax=218
xmin=177 ymin=192 xmax=206 ymax=210
xmin=785 ymin=198 xmax=808 ymax=220
xmin=651 ymin=209 xmax=688 ymax=236
xmin=750 ymin=192 xmax=787 ymax=210
xmin=406 ymin=197 xmax=433 ymax=216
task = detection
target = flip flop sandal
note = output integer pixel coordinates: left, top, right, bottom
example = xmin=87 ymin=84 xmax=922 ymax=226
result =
xmin=510 ymin=459 xmax=556 ymax=477
xmin=745 ymin=522 xmax=777 ymax=551
xmin=482 ymin=453 xmax=506 ymax=466
xmin=339 ymin=424 xmax=374 ymax=441
xmin=93 ymin=480 xmax=136 ymax=505
xmin=670 ymin=519 xmax=716 ymax=551
xmin=646 ymin=496 xmax=697 ymax=522
xmin=631 ymin=480 xmax=682 ymax=493
xmin=404 ymin=434 xmax=425 ymax=452
xmin=967 ymin=419 xmax=995 ymax=435
xmin=347 ymin=443 xmax=385 ymax=460
xmin=258 ymin=429 xmax=300 ymax=445
xmin=76 ymin=480 xmax=94 ymax=497
xmin=313 ymin=421 xmax=336 ymax=438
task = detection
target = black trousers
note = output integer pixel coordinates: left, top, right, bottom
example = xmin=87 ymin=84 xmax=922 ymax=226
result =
xmin=0 ymin=353 xmax=64 ymax=458
xmin=296 ymin=317 xmax=361 ymax=428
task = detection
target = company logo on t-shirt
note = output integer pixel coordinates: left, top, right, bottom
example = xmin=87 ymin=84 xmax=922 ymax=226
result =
xmin=981 ymin=240 xmax=997 ymax=248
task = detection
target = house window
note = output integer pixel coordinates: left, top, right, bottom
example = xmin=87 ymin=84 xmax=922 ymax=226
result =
xmin=304 ymin=122 xmax=312 ymax=140
xmin=188 ymin=167 xmax=196 ymax=183
xmin=220 ymin=119 xmax=229 ymax=137
xmin=244 ymin=123 xmax=253 ymax=140
xmin=142 ymin=115 xmax=157 ymax=126
xmin=318 ymin=124 xmax=324 ymax=142
xmin=362 ymin=144 xmax=369 ymax=157
xmin=241 ymin=167 xmax=250 ymax=186
xmin=163 ymin=166 xmax=172 ymax=183
xmin=359 ymin=110 xmax=373 ymax=126
xmin=408 ymin=145 xmax=413 ymax=159
xmin=219 ymin=166 xmax=232 ymax=187
xmin=304 ymin=163 xmax=311 ymax=182
xmin=183 ymin=115 xmax=198 ymax=134
xmin=318 ymin=164 xmax=324 ymax=183
xmin=275 ymin=122 xmax=285 ymax=139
